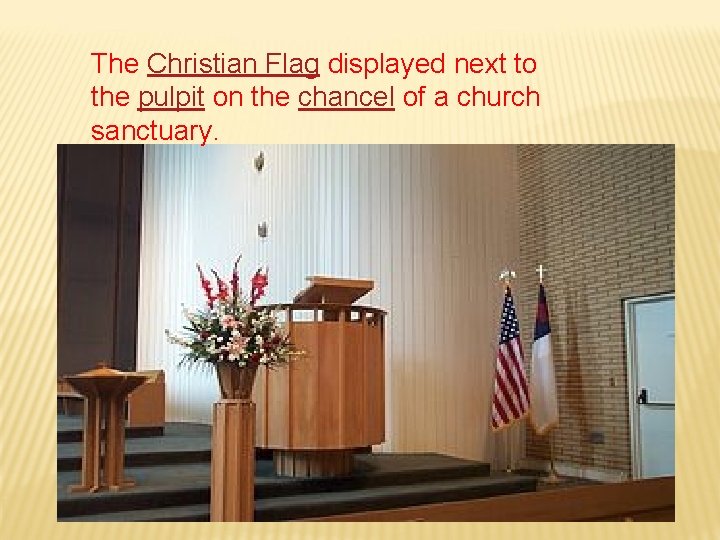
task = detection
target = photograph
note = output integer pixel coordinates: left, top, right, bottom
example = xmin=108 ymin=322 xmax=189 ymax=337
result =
xmin=56 ymin=143 xmax=675 ymax=521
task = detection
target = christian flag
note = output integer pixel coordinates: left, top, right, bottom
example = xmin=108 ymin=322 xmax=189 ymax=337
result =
xmin=491 ymin=287 xmax=530 ymax=431
xmin=530 ymin=283 xmax=559 ymax=434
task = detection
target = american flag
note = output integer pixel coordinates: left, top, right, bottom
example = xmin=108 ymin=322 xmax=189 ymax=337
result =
xmin=491 ymin=286 xmax=530 ymax=431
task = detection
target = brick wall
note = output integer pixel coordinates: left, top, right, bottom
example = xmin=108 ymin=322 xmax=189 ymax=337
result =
xmin=517 ymin=145 xmax=674 ymax=475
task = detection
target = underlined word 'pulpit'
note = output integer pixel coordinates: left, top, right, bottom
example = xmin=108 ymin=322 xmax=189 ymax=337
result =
xmin=256 ymin=276 xmax=386 ymax=477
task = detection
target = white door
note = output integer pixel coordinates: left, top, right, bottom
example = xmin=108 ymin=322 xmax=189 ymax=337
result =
xmin=626 ymin=294 xmax=675 ymax=479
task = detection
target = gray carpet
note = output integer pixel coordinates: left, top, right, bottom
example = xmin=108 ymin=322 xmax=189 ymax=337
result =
xmin=58 ymin=416 xmax=540 ymax=521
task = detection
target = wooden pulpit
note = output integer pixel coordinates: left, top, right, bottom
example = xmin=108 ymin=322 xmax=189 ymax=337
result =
xmin=256 ymin=277 xmax=386 ymax=477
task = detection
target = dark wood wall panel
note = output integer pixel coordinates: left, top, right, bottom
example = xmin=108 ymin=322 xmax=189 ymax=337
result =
xmin=57 ymin=145 xmax=143 ymax=375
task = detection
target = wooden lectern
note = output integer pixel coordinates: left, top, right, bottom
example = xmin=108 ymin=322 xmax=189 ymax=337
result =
xmin=256 ymin=276 xmax=386 ymax=477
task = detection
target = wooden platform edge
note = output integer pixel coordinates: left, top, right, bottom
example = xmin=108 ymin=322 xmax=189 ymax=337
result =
xmin=300 ymin=476 xmax=675 ymax=522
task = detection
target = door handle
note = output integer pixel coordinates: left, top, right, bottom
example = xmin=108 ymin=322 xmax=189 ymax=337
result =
xmin=637 ymin=388 xmax=674 ymax=406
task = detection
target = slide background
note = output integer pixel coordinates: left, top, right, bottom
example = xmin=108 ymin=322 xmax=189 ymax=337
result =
xmin=1 ymin=3 xmax=718 ymax=538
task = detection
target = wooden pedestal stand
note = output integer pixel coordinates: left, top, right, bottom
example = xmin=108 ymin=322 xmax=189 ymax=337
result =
xmin=63 ymin=364 xmax=148 ymax=493
xmin=211 ymin=398 xmax=255 ymax=521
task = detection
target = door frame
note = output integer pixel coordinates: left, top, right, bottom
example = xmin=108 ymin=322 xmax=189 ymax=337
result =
xmin=624 ymin=292 xmax=675 ymax=479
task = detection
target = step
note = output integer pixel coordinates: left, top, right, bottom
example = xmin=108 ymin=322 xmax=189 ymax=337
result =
xmin=58 ymin=454 xmax=491 ymax=517
xmin=57 ymin=423 xmax=212 ymax=471
xmin=58 ymin=425 xmax=164 ymax=444
xmin=58 ymin=474 xmax=536 ymax=522
xmin=255 ymin=453 xmax=490 ymax=499
xmin=255 ymin=473 xmax=537 ymax=521
xmin=59 ymin=503 xmax=210 ymax=522
xmin=57 ymin=449 xmax=212 ymax=472
xmin=58 ymin=463 xmax=211 ymax=518
xmin=58 ymin=414 xmax=164 ymax=443
xmin=58 ymin=423 xmax=275 ymax=471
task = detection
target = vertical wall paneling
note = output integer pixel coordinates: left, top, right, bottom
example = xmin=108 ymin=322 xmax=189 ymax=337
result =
xmin=137 ymin=145 xmax=519 ymax=462
xmin=58 ymin=144 xmax=143 ymax=376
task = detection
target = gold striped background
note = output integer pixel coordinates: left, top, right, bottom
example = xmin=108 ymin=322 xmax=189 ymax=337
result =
xmin=0 ymin=20 xmax=718 ymax=540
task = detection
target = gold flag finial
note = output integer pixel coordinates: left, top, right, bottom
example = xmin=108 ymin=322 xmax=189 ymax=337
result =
xmin=499 ymin=269 xmax=516 ymax=287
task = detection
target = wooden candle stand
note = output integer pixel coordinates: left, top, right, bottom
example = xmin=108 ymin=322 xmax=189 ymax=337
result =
xmin=63 ymin=364 xmax=148 ymax=493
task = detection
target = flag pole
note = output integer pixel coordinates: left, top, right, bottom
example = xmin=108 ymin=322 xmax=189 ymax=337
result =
xmin=499 ymin=269 xmax=516 ymax=473
xmin=505 ymin=429 xmax=512 ymax=473
xmin=536 ymin=264 xmax=562 ymax=484
xmin=544 ymin=429 xmax=561 ymax=483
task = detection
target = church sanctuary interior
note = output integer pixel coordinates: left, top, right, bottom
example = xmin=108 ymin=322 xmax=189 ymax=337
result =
xmin=56 ymin=144 xmax=675 ymax=522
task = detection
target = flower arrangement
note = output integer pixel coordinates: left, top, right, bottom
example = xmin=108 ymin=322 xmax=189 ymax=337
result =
xmin=165 ymin=256 xmax=297 ymax=369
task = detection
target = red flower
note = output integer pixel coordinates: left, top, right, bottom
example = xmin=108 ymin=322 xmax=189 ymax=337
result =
xmin=230 ymin=254 xmax=242 ymax=298
xmin=250 ymin=268 xmax=269 ymax=305
xmin=212 ymin=270 xmax=229 ymax=301
xmin=197 ymin=264 xmax=215 ymax=308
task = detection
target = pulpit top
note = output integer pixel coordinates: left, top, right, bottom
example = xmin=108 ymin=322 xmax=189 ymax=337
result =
xmin=293 ymin=276 xmax=374 ymax=305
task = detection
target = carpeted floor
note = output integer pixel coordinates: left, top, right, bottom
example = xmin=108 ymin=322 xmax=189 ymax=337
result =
xmin=57 ymin=415 xmax=593 ymax=521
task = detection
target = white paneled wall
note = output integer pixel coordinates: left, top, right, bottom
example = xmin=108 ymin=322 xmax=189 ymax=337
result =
xmin=137 ymin=144 xmax=520 ymax=463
